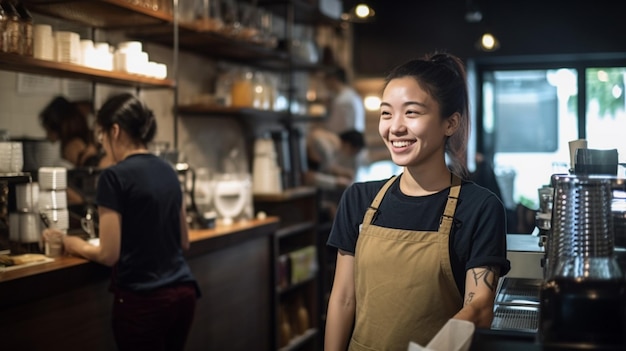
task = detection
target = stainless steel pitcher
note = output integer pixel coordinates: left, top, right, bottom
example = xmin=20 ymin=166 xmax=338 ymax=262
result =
xmin=544 ymin=174 xmax=624 ymax=281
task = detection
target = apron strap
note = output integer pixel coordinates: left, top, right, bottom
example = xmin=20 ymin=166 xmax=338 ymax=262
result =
xmin=362 ymin=176 xmax=397 ymax=225
xmin=439 ymin=174 xmax=462 ymax=233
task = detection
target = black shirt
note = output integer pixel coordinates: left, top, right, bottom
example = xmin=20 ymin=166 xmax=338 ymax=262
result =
xmin=327 ymin=174 xmax=511 ymax=295
xmin=97 ymin=153 xmax=199 ymax=295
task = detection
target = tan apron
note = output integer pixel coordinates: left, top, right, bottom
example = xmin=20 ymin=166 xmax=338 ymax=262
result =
xmin=349 ymin=175 xmax=463 ymax=351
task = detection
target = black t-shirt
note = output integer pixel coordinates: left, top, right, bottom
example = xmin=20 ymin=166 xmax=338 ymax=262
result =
xmin=327 ymin=174 xmax=511 ymax=295
xmin=96 ymin=153 xmax=199 ymax=295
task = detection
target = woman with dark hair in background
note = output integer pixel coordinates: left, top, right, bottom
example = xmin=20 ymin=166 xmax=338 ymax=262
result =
xmin=324 ymin=52 xmax=510 ymax=350
xmin=40 ymin=96 xmax=113 ymax=206
xmin=44 ymin=93 xmax=200 ymax=351
xmin=40 ymin=96 xmax=109 ymax=168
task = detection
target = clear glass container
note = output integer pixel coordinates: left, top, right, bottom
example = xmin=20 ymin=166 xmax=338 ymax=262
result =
xmin=230 ymin=67 xmax=253 ymax=108
xmin=1 ymin=1 xmax=21 ymax=54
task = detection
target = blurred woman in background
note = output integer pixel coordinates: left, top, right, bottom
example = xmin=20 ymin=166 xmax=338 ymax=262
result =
xmin=40 ymin=96 xmax=111 ymax=168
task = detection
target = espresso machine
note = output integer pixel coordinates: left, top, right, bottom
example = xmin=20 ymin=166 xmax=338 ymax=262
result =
xmin=538 ymin=151 xmax=626 ymax=348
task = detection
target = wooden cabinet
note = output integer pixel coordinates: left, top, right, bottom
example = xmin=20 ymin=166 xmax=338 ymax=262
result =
xmin=254 ymin=186 xmax=322 ymax=351
xmin=0 ymin=218 xmax=280 ymax=351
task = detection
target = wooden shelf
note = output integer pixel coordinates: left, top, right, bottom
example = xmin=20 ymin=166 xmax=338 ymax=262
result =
xmin=177 ymin=105 xmax=325 ymax=124
xmin=24 ymin=0 xmax=173 ymax=29
xmin=254 ymin=186 xmax=317 ymax=202
xmin=277 ymin=275 xmax=316 ymax=295
xmin=279 ymin=328 xmax=319 ymax=351
xmin=178 ymin=105 xmax=289 ymax=120
xmin=0 ymin=52 xmax=175 ymax=88
xmin=0 ymin=173 xmax=32 ymax=184
xmin=275 ymin=221 xmax=316 ymax=239
xmin=131 ymin=23 xmax=291 ymax=70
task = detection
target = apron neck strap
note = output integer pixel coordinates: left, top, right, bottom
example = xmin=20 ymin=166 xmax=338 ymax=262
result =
xmin=363 ymin=176 xmax=397 ymax=225
xmin=439 ymin=174 xmax=462 ymax=232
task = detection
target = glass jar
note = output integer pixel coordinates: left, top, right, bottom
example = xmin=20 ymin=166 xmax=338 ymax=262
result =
xmin=15 ymin=1 xmax=32 ymax=56
xmin=230 ymin=67 xmax=253 ymax=108
xmin=1 ymin=0 xmax=21 ymax=54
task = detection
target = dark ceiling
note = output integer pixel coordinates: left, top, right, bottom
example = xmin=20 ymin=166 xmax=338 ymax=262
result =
xmin=350 ymin=0 xmax=626 ymax=77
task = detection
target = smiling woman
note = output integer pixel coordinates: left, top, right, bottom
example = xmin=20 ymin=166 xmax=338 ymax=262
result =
xmin=324 ymin=52 xmax=510 ymax=351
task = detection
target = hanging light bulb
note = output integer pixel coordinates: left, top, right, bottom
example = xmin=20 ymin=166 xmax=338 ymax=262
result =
xmin=342 ymin=3 xmax=376 ymax=23
xmin=477 ymin=32 xmax=500 ymax=52
xmin=355 ymin=4 xmax=373 ymax=19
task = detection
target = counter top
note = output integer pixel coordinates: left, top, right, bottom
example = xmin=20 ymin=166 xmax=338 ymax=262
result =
xmin=0 ymin=217 xmax=279 ymax=309
xmin=507 ymin=233 xmax=544 ymax=253
xmin=0 ymin=217 xmax=279 ymax=284
xmin=0 ymin=217 xmax=281 ymax=350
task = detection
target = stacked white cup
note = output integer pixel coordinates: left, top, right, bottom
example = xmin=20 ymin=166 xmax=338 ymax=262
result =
xmin=34 ymin=167 xmax=68 ymax=258
xmin=54 ymin=31 xmax=81 ymax=64
xmin=33 ymin=24 xmax=54 ymax=60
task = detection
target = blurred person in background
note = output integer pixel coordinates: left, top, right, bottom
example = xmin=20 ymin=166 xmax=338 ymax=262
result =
xmin=44 ymin=93 xmax=200 ymax=351
xmin=40 ymin=96 xmax=112 ymax=169
xmin=305 ymin=127 xmax=366 ymax=221
xmin=40 ymin=96 xmax=114 ymax=205
xmin=322 ymin=67 xmax=366 ymax=134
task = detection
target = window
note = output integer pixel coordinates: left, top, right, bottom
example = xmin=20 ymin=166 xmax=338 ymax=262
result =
xmin=585 ymin=67 xmax=626 ymax=164
xmin=475 ymin=57 xmax=626 ymax=211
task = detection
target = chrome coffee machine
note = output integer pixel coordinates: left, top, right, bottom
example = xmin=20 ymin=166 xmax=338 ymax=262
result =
xmin=538 ymin=174 xmax=626 ymax=348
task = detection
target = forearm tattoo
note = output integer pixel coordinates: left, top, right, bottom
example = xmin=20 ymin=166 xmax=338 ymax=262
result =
xmin=463 ymin=267 xmax=499 ymax=306
xmin=465 ymin=292 xmax=475 ymax=305
xmin=471 ymin=266 xmax=498 ymax=291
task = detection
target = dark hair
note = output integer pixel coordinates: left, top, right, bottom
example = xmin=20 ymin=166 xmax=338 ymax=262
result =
xmin=326 ymin=67 xmax=349 ymax=84
xmin=339 ymin=129 xmax=366 ymax=151
xmin=40 ymin=96 xmax=93 ymax=147
xmin=383 ymin=52 xmax=470 ymax=177
xmin=96 ymin=93 xmax=156 ymax=145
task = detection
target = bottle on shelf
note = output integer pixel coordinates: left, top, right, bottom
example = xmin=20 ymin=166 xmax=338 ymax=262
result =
xmin=230 ymin=67 xmax=254 ymax=108
xmin=0 ymin=0 xmax=21 ymax=54
xmin=14 ymin=0 xmax=32 ymax=56
xmin=295 ymin=294 xmax=310 ymax=334
xmin=279 ymin=304 xmax=292 ymax=347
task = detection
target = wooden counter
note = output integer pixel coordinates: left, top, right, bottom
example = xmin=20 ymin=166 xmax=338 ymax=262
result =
xmin=0 ymin=217 xmax=280 ymax=351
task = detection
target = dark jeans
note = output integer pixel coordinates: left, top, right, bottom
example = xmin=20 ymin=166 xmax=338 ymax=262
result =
xmin=112 ymin=283 xmax=197 ymax=351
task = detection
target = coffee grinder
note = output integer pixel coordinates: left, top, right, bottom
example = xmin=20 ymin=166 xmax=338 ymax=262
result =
xmin=538 ymin=174 xmax=626 ymax=348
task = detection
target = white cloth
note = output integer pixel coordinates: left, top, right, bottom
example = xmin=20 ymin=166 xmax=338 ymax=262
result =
xmin=325 ymin=86 xmax=365 ymax=133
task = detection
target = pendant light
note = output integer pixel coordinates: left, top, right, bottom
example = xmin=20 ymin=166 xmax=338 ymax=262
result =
xmin=465 ymin=0 xmax=500 ymax=52
xmin=477 ymin=31 xmax=500 ymax=52
xmin=341 ymin=2 xmax=376 ymax=23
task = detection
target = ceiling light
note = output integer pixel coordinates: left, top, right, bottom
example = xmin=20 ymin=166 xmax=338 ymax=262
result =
xmin=364 ymin=95 xmax=381 ymax=111
xmin=355 ymin=4 xmax=373 ymax=18
xmin=342 ymin=3 xmax=375 ymax=23
xmin=477 ymin=32 xmax=500 ymax=52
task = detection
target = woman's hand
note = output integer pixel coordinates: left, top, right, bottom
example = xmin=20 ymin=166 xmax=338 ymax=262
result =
xmin=63 ymin=234 xmax=88 ymax=257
